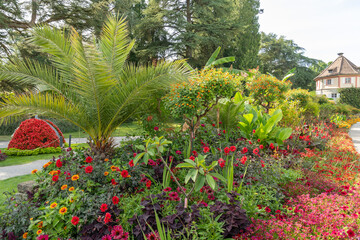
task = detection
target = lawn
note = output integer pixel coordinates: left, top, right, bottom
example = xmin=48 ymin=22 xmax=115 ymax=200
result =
xmin=0 ymin=174 xmax=35 ymax=214
xmin=0 ymin=153 xmax=58 ymax=167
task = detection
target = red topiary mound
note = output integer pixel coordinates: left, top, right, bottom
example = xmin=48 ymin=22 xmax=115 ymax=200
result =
xmin=8 ymin=118 xmax=65 ymax=150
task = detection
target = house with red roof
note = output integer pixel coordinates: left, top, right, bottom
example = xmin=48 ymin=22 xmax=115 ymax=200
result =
xmin=314 ymin=53 xmax=360 ymax=100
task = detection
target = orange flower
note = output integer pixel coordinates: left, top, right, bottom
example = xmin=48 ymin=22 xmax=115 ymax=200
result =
xmin=50 ymin=202 xmax=57 ymax=209
xmin=71 ymin=175 xmax=79 ymax=181
xmin=22 ymin=232 xmax=28 ymax=239
xmin=61 ymin=185 xmax=68 ymax=190
xmin=36 ymin=229 xmax=42 ymax=235
xmin=43 ymin=163 xmax=49 ymax=168
xmin=104 ymin=158 xmax=109 ymax=162
xmin=104 ymin=172 xmax=109 ymax=176
xmin=31 ymin=169 xmax=38 ymax=174
xmin=59 ymin=207 xmax=67 ymax=215
xmin=69 ymin=187 xmax=75 ymax=192
xmin=111 ymin=166 xmax=117 ymax=171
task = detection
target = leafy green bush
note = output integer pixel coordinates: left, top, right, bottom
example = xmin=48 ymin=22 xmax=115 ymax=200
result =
xmin=238 ymin=106 xmax=292 ymax=145
xmin=339 ymin=87 xmax=360 ymax=109
xmin=278 ymin=100 xmax=304 ymax=128
xmin=319 ymin=103 xmax=337 ymax=120
xmin=286 ymin=88 xmax=311 ymax=107
xmin=303 ymin=101 xmax=320 ymax=118
xmin=335 ymin=103 xmax=359 ymax=115
xmin=4 ymin=147 xmax=62 ymax=156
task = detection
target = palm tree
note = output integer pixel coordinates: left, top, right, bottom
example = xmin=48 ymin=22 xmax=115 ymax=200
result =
xmin=0 ymin=15 xmax=190 ymax=157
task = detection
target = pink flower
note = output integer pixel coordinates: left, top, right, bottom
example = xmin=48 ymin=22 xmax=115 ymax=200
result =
xmin=163 ymin=187 xmax=172 ymax=192
xmin=176 ymin=150 xmax=182 ymax=155
xmin=111 ymin=225 xmax=129 ymax=240
xmin=169 ymin=192 xmax=179 ymax=198
xmin=154 ymin=126 xmax=159 ymax=131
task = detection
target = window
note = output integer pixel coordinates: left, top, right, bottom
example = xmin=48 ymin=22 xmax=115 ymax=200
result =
xmin=345 ymin=77 xmax=351 ymax=84
xmin=331 ymin=93 xmax=337 ymax=98
xmin=328 ymin=69 xmax=333 ymax=73
xmin=327 ymin=79 xmax=332 ymax=85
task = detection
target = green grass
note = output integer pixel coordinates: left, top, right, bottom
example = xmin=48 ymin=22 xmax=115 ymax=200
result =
xmin=0 ymin=174 xmax=35 ymax=214
xmin=0 ymin=153 xmax=58 ymax=167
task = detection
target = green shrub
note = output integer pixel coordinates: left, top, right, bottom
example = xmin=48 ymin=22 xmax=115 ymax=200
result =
xmin=278 ymin=100 xmax=304 ymax=128
xmin=319 ymin=103 xmax=337 ymax=120
xmin=303 ymin=101 xmax=320 ymax=118
xmin=286 ymin=89 xmax=311 ymax=107
xmin=4 ymin=147 xmax=62 ymax=156
xmin=335 ymin=103 xmax=359 ymax=115
xmin=339 ymin=87 xmax=360 ymax=109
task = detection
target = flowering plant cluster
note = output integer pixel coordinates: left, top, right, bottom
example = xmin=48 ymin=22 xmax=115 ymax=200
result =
xmin=8 ymin=118 xmax=65 ymax=150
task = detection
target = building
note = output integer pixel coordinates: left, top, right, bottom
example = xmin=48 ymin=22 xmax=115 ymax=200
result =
xmin=314 ymin=53 xmax=360 ymax=100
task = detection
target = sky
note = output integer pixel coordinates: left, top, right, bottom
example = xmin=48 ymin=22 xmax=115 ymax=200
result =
xmin=258 ymin=0 xmax=360 ymax=64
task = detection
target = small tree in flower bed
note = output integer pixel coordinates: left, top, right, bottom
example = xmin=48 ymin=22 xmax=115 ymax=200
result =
xmin=164 ymin=68 xmax=243 ymax=147
xmin=247 ymin=72 xmax=291 ymax=113
xmin=8 ymin=118 xmax=65 ymax=150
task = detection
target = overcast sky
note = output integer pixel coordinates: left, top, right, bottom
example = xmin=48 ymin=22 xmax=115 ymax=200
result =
xmin=258 ymin=0 xmax=360 ymax=65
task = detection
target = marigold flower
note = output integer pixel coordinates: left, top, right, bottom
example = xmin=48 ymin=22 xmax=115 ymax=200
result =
xmin=36 ymin=229 xmax=42 ymax=235
xmin=71 ymin=175 xmax=79 ymax=181
xmin=59 ymin=207 xmax=67 ymax=215
xmin=22 ymin=232 xmax=28 ymax=239
xmin=31 ymin=169 xmax=38 ymax=174
xmin=37 ymin=221 xmax=43 ymax=228
xmin=69 ymin=187 xmax=75 ymax=192
xmin=71 ymin=216 xmax=79 ymax=226
xmin=61 ymin=185 xmax=67 ymax=190
xmin=50 ymin=202 xmax=57 ymax=209
xmin=104 ymin=171 xmax=109 ymax=176
xmin=104 ymin=158 xmax=109 ymax=162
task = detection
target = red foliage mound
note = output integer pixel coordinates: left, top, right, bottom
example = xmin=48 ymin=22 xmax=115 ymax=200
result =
xmin=8 ymin=118 xmax=65 ymax=150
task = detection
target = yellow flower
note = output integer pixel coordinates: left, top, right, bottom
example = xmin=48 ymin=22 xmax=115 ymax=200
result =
xmin=30 ymin=218 xmax=33 ymax=221
xmin=50 ymin=202 xmax=57 ymax=209
xmin=59 ymin=207 xmax=67 ymax=215
xmin=71 ymin=175 xmax=79 ymax=181
xmin=69 ymin=187 xmax=75 ymax=192
xmin=111 ymin=165 xmax=117 ymax=171
xmin=61 ymin=185 xmax=68 ymax=190
xmin=104 ymin=172 xmax=109 ymax=176
xmin=36 ymin=229 xmax=42 ymax=235
xmin=31 ymin=169 xmax=38 ymax=174
xmin=22 ymin=232 xmax=28 ymax=239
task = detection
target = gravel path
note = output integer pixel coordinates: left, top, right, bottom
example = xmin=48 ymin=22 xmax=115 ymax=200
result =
xmin=349 ymin=122 xmax=360 ymax=153
xmin=0 ymin=136 xmax=137 ymax=180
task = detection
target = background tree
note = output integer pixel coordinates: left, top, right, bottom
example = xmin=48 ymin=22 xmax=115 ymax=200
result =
xmin=259 ymin=32 xmax=323 ymax=90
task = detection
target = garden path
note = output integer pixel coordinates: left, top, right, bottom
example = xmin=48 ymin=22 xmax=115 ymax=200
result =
xmin=0 ymin=136 xmax=136 ymax=180
xmin=349 ymin=122 xmax=360 ymax=153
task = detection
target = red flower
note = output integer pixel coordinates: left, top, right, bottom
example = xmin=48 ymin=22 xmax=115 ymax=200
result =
xmin=85 ymin=156 xmax=93 ymax=163
xmin=242 ymin=147 xmax=248 ymax=154
xmin=192 ymin=150 xmax=198 ymax=157
xmin=224 ymin=147 xmax=230 ymax=155
xmin=56 ymin=159 xmax=62 ymax=168
xmin=230 ymin=146 xmax=236 ymax=152
xmin=240 ymin=156 xmax=247 ymax=164
xmin=71 ymin=216 xmax=79 ymax=225
xmin=146 ymin=180 xmax=152 ymax=189
xmin=111 ymin=179 xmax=118 ymax=185
xmin=347 ymin=229 xmax=355 ymax=237
xmin=112 ymin=196 xmax=119 ymax=205
xmin=253 ymin=148 xmax=259 ymax=155
xmin=104 ymin=212 xmax=111 ymax=224
xmin=121 ymin=170 xmax=129 ymax=178
xmin=169 ymin=192 xmax=178 ymax=198
xmin=154 ymin=126 xmax=159 ymax=131
xmin=163 ymin=187 xmax=172 ymax=192
xmin=259 ymin=145 xmax=263 ymax=149
xmin=176 ymin=150 xmax=182 ymax=155
xmin=189 ymin=156 xmax=195 ymax=161
xmin=218 ymin=158 xmax=225 ymax=168
xmin=269 ymin=143 xmax=275 ymax=150
xmin=249 ymin=141 xmax=252 ymax=144
xmin=129 ymin=159 xmax=134 ymax=167
xmin=52 ymin=175 xmax=59 ymax=182
xmin=203 ymin=147 xmax=210 ymax=153
xmin=265 ymin=206 xmax=271 ymax=213
xmin=85 ymin=166 xmax=93 ymax=173
xmin=100 ymin=204 xmax=108 ymax=212
xmin=212 ymin=124 xmax=216 ymax=127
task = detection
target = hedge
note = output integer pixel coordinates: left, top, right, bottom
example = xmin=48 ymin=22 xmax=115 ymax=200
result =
xmin=339 ymin=87 xmax=360 ymax=109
